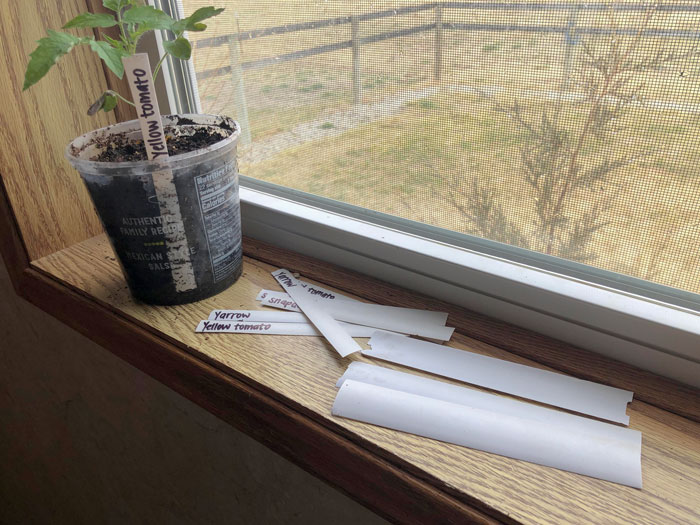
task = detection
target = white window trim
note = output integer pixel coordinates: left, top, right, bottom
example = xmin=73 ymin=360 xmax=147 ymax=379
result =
xmin=241 ymin=185 xmax=700 ymax=387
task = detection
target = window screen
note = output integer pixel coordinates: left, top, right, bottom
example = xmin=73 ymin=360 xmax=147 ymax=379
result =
xmin=181 ymin=1 xmax=700 ymax=296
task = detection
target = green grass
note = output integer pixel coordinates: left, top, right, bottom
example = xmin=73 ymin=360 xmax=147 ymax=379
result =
xmin=416 ymin=99 xmax=438 ymax=110
xmin=298 ymin=82 xmax=324 ymax=93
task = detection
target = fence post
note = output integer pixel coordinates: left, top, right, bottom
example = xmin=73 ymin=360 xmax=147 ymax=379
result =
xmin=554 ymin=6 xmax=579 ymax=122
xmin=434 ymin=4 xmax=443 ymax=81
xmin=351 ymin=15 xmax=362 ymax=105
xmin=561 ymin=6 xmax=579 ymax=94
xmin=228 ymin=33 xmax=252 ymax=146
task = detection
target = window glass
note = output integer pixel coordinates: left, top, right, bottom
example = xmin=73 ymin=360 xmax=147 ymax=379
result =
xmin=181 ymin=1 xmax=700 ymax=296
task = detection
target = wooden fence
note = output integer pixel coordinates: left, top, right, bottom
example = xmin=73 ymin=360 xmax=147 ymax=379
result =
xmin=194 ymin=2 xmax=700 ymax=144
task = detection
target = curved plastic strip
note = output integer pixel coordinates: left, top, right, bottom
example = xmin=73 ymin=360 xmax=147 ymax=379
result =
xmin=364 ymin=331 xmax=634 ymax=424
xmin=257 ymin=287 xmax=451 ymax=339
xmin=337 ymin=363 xmax=637 ymax=445
xmin=322 ymin=301 xmax=453 ymax=340
xmin=332 ymin=379 xmax=642 ymax=488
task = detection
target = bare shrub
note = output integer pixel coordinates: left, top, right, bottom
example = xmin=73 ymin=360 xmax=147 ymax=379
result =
xmin=447 ymin=5 xmax=696 ymax=264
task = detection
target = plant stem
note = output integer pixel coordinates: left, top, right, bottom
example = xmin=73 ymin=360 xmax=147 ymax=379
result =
xmin=109 ymin=90 xmax=136 ymax=107
xmin=152 ymin=54 xmax=168 ymax=82
xmin=116 ymin=8 xmax=129 ymax=49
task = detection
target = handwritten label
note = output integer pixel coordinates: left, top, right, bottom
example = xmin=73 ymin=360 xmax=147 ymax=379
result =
xmin=195 ymin=319 xmax=386 ymax=337
xmin=213 ymin=312 xmax=251 ymax=321
xmin=271 ymin=269 xmax=362 ymax=357
xmin=256 ymin=290 xmax=303 ymax=311
xmin=305 ymin=286 xmax=336 ymax=299
xmin=255 ymin=290 xmax=275 ymax=301
xmin=261 ymin=296 xmax=301 ymax=311
xmin=123 ymin=54 xmax=168 ymax=160
xmin=200 ymin=321 xmax=272 ymax=332
xmin=256 ymin=287 xmax=349 ymax=313
xmin=207 ymin=310 xmax=307 ymax=323
xmin=256 ymin=289 xmax=294 ymax=302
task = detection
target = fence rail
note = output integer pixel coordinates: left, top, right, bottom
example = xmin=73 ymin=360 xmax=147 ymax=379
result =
xmin=196 ymin=2 xmax=700 ymax=143
xmin=197 ymin=2 xmax=700 ymax=49
xmin=196 ymin=4 xmax=439 ymax=49
xmin=197 ymin=2 xmax=700 ymax=78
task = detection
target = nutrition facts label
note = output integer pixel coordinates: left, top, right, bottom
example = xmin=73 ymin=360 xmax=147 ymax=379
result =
xmin=195 ymin=163 xmax=241 ymax=282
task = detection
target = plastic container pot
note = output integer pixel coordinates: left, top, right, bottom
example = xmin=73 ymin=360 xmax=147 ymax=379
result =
xmin=66 ymin=114 xmax=242 ymax=305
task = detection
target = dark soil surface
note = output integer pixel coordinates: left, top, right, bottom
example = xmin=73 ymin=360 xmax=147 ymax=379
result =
xmin=91 ymin=124 xmax=230 ymax=162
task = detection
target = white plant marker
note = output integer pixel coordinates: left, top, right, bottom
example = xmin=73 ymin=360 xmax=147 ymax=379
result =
xmin=208 ymin=309 xmax=309 ymax=322
xmin=337 ymin=363 xmax=639 ymax=445
xmin=123 ymin=53 xmax=196 ymax=292
xmin=256 ymin=289 xmax=291 ymax=302
xmin=271 ymin=269 xmax=362 ymax=357
xmin=257 ymin=290 xmax=302 ymax=312
xmin=256 ymin=287 xmax=452 ymax=339
xmin=257 ymin=282 xmax=358 ymax=311
xmin=196 ymin=320 xmax=384 ymax=337
xmin=322 ymin=301 xmax=453 ymax=340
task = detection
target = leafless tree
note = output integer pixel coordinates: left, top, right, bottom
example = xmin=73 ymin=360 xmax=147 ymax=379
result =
xmin=446 ymin=5 xmax=695 ymax=263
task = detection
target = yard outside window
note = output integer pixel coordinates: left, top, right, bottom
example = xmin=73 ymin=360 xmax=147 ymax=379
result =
xmin=177 ymin=0 xmax=700 ymax=299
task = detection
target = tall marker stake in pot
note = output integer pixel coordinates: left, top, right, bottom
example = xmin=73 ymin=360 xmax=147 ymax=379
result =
xmin=122 ymin=53 xmax=197 ymax=293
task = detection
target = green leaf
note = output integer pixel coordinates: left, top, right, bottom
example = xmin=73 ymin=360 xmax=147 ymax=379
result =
xmin=102 ymin=94 xmax=118 ymax=112
xmin=23 ymin=30 xmax=82 ymax=90
xmin=102 ymin=0 xmax=127 ymax=11
xmin=103 ymin=34 xmax=124 ymax=51
xmin=172 ymin=7 xmax=224 ymax=34
xmin=122 ymin=5 xmax=175 ymax=31
xmin=87 ymin=91 xmax=118 ymax=115
xmin=88 ymin=39 xmax=126 ymax=78
xmin=63 ymin=12 xmax=117 ymax=29
xmin=163 ymin=37 xmax=192 ymax=60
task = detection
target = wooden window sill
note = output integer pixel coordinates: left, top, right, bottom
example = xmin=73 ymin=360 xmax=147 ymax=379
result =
xmin=13 ymin=233 xmax=700 ymax=524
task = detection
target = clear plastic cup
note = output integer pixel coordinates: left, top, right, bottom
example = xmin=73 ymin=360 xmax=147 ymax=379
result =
xmin=66 ymin=114 xmax=242 ymax=305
